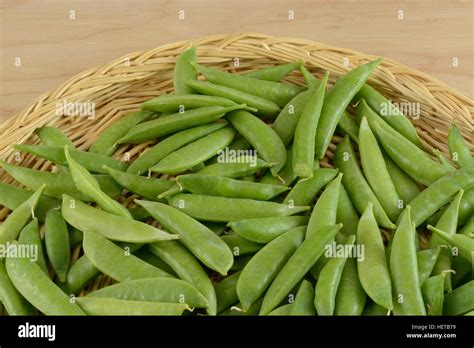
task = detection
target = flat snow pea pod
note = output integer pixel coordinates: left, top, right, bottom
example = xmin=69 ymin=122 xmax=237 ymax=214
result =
xmin=448 ymin=124 xmax=474 ymax=168
xmin=315 ymin=235 xmax=356 ymax=316
xmin=61 ymin=194 xmax=178 ymax=243
xmin=0 ymin=184 xmax=44 ymax=245
xmin=443 ymin=280 xmax=474 ymax=315
xmin=215 ymin=271 xmax=241 ymax=314
xmin=150 ymin=127 xmax=236 ymax=174
xmin=220 ymin=234 xmax=263 ymax=256
xmin=191 ymin=62 xmax=305 ymax=108
xmin=390 ymin=207 xmax=426 ymax=315
xmin=293 ymin=73 xmax=328 ymax=178
xmin=76 ymin=297 xmax=190 ymax=316
xmin=244 ymin=61 xmax=304 ymax=81
xmin=334 ymin=137 xmax=396 ymax=229
xmin=136 ymin=200 xmax=233 ymax=276
xmin=106 ymin=166 xmax=174 ymax=200
xmin=35 ymin=126 xmax=75 ymax=148
xmin=290 ymin=279 xmax=316 ymax=316
xmin=45 ymin=210 xmax=71 ymax=282
xmin=89 ymin=111 xmax=155 ymax=156
xmin=259 ymin=145 xmax=297 ymax=186
xmin=142 ymin=94 xmax=236 ymax=113
xmin=267 ymin=303 xmax=294 ymax=316
xmin=383 ymin=153 xmax=421 ymax=205
xmin=227 ymin=216 xmax=309 ymax=243
xmin=18 ymin=219 xmax=48 ymax=275
xmin=60 ymin=255 xmax=101 ymax=294
xmin=65 ymin=147 xmax=132 ymax=219
xmin=0 ymin=261 xmax=37 ymax=315
xmin=356 ymin=203 xmax=393 ymax=310
xmin=176 ymin=174 xmax=289 ymax=200
xmin=314 ymin=59 xmax=382 ymax=159
xmin=227 ymin=110 xmax=287 ymax=175
xmin=428 ymin=226 xmax=474 ymax=264
xmin=174 ymin=47 xmax=197 ymax=94
xmin=336 ymin=184 xmax=360 ymax=236
xmin=5 ymin=242 xmax=85 ymax=315
xmin=148 ymin=241 xmax=217 ymax=315
xmin=260 ymin=224 xmax=342 ymax=315
xmin=354 ymin=84 xmax=424 ymax=149
xmin=187 ymin=80 xmax=281 ymax=118
xmin=421 ymin=273 xmax=446 ymax=316
xmin=0 ymin=161 xmax=121 ymax=200
xmin=13 ymin=144 xmax=127 ymax=174
xmin=199 ymin=156 xmax=271 ymax=177
xmin=359 ymin=117 xmax=401 ymax=222
xmin=168 ymin=194 xmax=310 ymax=222
xmin=237 ymin=226 xmax=306 ymax=311
xmin=409 ymin=168 xmax=474 ymax=227
xmin=118 ymin=104 xmax=251 ymax=144
xmin=134 ymin=248 xmax=177 ymax=277
xmin=334 ymin=258 xmax=367 ymax=316
xmin=417 ymin=248 xmax=441 ymax=286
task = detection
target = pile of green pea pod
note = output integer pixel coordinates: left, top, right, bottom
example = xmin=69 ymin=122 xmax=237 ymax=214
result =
xmin=0 ymin=47 xmax=473 ymax=316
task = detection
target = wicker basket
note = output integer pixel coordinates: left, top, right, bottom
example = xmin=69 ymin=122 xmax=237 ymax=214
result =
xmin=0 ymin=33 xmax=473 ymax=294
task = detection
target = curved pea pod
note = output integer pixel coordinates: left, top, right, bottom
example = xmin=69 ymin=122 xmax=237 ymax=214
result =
xmin=290 ymin=279 xmax=316 ymax=316
xmin=421 ymin=273 xmax=446 ymax=316
xmin=260 ymin=224 xmax=342 ymax=315
xmin=87 ymin=277 xmax=208 ymax=309
xmin=119 ymin=104 xmax=250 ymax=144
xmin=176 ymin=174 xmax=289 ymax=200
xmin=338 ymin=112 xmax=360 ymax=143
xmin=334 ymin=136 xmax=396 ymax=229
xmin=417 ymin=248 xmax=441 ymax=286
xmin=227 ymin=110 xmax=287 ymax=175
xmin=336 ymin=184 xmax=360 ymax=236
xmin=334 ymin=258 xmax=367 ymax=316
xmin=187 ymin=80 xmax=281 ymax=118
xmin=0 ymin=261 xmax=37 ymax=315
xmin=267 ymin=303 xmax=294 ymax=316
xmin=89 ymin=111 xmax=155 ymax=156
xmin=60 ymin=254 xmax=103 ymax=295
xmin=174 ymin=46 xmax=197 ymax=94
xmin=390 ymin=207 xmax=426 ymax=315
xmin=44 ymin=210 xmax=70 ymax=282
xmin=61 ymin=194 xmax=178 ymax=243
xmin=35 ymin=126 xmax=75 ymax=148
xmin=168 ymin=194 xmax=310 ymax=222
xmin=443 ymin=280 xmax=474 ymax=315
xmin=148 ymin=241 xmax=217 ymax=315
xmin=76 ymin=297 xmax=190 ymax=316
xmin=244 ymin=61 xmax=304 ymax=81
xmin=220 ymin=234 xmax=263 ymax=256
xmin=199 ymin=156 xmax=271 ymax=177
xmin=237 ymin=226 xmax=306 ymax=311
xmin=383 ymin=153 xmax=421 ymax=205
xmin=314 ymin=59 xmax=382 ymax=159
xmin=315 ymin=235 xmax=356 ymax=315
xmin=409 ymin=168 xmax=474 ymax=227
xmin=150 ymin=127 xmax=236 ymax=174
xmin=133 ymin=247 xmax=177 ymax=277
xmin=5 ymin=242 xmax=85 ymax=315
xmin=18 ymin=219 xmax=48 ymax=275
xmin=458 ymin=188 xmax=474 ymax=227
xmin=428 ymin=226 xmax=474 ymax=264
xmin=191 ymin=62 xmax=304 ymax=108
xmin=448 ymin=124 xmax=474 ymax=169
xmin=215 ymin=271 xmax=241 ymax=314
xmin=0 ymin=161 xmax=121 ymax=200
xmin=135 ymin=200 xmax=233 ymax=276
xmin=0 ymin=184 xmax=44 ymax=245
xmin=259 ymin=145 xmax=297 ymax=186
xmin=142 ymin=94 xmax=236 ymax=113
xmin=227 ymin=216 xmax=309 ymax=243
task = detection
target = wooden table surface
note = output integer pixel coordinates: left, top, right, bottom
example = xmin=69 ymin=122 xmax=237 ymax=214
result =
xmin=1 ymin=0 xmax=472 ymax=123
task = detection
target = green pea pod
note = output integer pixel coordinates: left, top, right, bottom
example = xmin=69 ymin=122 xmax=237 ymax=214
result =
xmin=60 ymin=255 xmax=101 ymax=294
xmin=409 ymin=168 xmax=474 ymax=227
xmin=148 ymin=241 xmax=216 ymax=315
xmin=215 ymin=271 xmax=241 ymax=314
xmin=35 ymin=126 xmax=75 ymax=148
xmin=338 ymin=112 xmax=360 ymax=143
xmin=421 ymin=273 xmax=446 ymax=316
xmin=44 ymin=210 xmax=71 ymax=282
xmin=136 ymin=200 xmax=233 ymax=276
xmin=428 ymin=225 xmax=474 ymax=264
xmin=68 ymin=227 xmax=83 ymax=248
xmin=448 ymin=124 xmax=474 ymax=168
xmin=128 ymin=207 xmax=152 ymax=221
xmin=237 ymin=226 xmax=306 ymax=311
xmin=334 ymin=136 xmax=396 ymax=229
xmin=142 ymin=94 xmax=236 ymax=113
xmin=191 ymin=62 xmax=304 ymax=108
xmin=220 ymin=234 xmax=263 ymax=256
xmin=187 ymin=80 xmax=281 ymax=118
xmin=0 ymin=184 xmax=45 ymax=245
xmin=293 ymin=73 xmax=328 ymax=178
xmin=434 ymin=149 xmax=457 ymax=172
xmin=229 ymin=255 xmax=253 ymax=273
xmin=199 ymin=156 xmax=271 ymax=177
xmin=390 ymin=206 xmax=426 ymax=315
xmin=61 ymin=194 xmax=178 ymax=243
xmin=174 ymin=47 xmax=197 ymax=95
xmin=459 ymin=188 xmax=474 ymax=227
xmin=336 ymin=184 xmax=360 ymax=236
xmin=259 ymin=145 xmax=297 ymax=186
xmin=290 ymin=279 xmax=316 ymax=316
xmin=227 ymin=216 xmax=309 ymax=243
xmin=260 ymin=224 xmax=342 ymax=315
xmin=363 ymin=301 xmax=389 ymax=316
xmin=220 ymin=298 xmax=263 ymax=316
xmin=65 ymin=147 xmax=132 ymax=219
xmin=459 ymin=215 xmax=474 ymax=236
xmin=0 ymin=261 xmax=37 ymax=315
xmin=168 ymin=194 xmax=309 ymax=222
xmin=417 ymin=248 xmax=441 ymax=286
xmin=150 ymin=127 xmax=236 ymax=174
xmin=443 ymin=280 xmax=474 ymax=315
xmin=334 ymin=258 xmax=367 ymax=316
xmin=267 ymin=303 xmax=294 ymax=316
xmin=18 ymin=219 xmax=49 ymax=275
xmin=383 ymin=154 xmax=421 ymax=205
xmin=244 ymin=61 xmax=304 ymax=81
xmin=227 ymin=110 xmax=287 ymax=175
xmin=314 ymin=59 xmax=382 ymax=159
xmin=133 ymin=248 xmax=177 ymax=277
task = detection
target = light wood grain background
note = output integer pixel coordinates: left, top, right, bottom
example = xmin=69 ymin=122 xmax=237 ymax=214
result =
xmin=0 ymin=0 xmax=472 ymax=124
